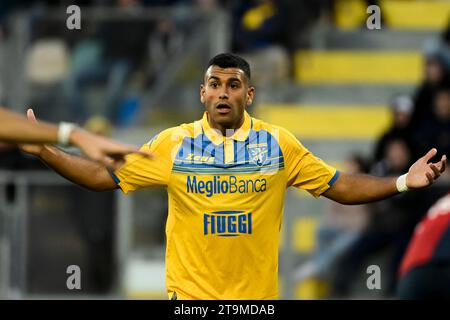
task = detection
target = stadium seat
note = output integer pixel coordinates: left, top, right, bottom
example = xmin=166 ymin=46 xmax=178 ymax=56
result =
xmin=294 ymin=50 xmax=422 ymax=84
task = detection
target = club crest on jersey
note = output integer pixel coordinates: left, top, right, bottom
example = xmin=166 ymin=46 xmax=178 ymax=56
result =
xmin=204 ymin=211 xmax=252 ymax=237
xmin=248 ymin=143 xmax=268 ymax=166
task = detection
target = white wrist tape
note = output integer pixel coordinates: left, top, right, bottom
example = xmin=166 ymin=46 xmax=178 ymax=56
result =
xmin=57 ymin=122 xmax=76 ymax=146
xmin=396 ymin=173 xmax=409 ymax=193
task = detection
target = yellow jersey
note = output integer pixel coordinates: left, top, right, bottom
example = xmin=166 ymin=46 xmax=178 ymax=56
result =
xmin=112 ymin=110 xmax=339 ymax=300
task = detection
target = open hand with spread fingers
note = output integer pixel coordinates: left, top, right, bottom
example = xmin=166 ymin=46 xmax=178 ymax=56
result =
xmin=406 ymin=148 xmax=447 ymax=189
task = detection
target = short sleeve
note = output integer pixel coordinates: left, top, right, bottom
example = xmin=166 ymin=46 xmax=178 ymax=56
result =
xmin=277 ymin=126 xmax=339 ymax=198
xmin=112 ymin=127 xmax=180 ymax=193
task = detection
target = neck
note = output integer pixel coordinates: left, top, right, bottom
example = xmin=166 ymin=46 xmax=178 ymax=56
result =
xmin=207 ymin=113 xmax=245 ymax=136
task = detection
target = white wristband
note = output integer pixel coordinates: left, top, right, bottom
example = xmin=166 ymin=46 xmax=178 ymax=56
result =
xmin=396 ymin=173 xmax=409 ymax=193
xmin=57 ymin=122 xmax=76 ymax=146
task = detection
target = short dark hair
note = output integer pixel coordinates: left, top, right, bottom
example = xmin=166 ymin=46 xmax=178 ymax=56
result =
xmin=207 ymin=53 xmax=251 ymax=81
xmin=436 ymin=82 xmax=450 ymax=96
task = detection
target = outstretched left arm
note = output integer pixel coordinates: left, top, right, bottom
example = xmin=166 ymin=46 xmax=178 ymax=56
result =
xmin=323 ymin=148 xmax=446 ymax=205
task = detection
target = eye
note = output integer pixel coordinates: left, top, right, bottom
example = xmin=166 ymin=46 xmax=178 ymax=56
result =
xmin=209 ymin=82 xmax=219 ymax=88
xmin=230 ymin=83 xmax=240 ymax=89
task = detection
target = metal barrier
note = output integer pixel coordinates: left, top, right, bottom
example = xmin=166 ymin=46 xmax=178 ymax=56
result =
xmin=0 ymin=170 xmax=131 ymax=299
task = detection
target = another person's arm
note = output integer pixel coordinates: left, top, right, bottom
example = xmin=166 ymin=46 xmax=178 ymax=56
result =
xmin=0 ymin=108 xmax=151 ymax=167
xmin=0 ymin=107 xmax=59 ymax=143
xmin=323 ymin=148 xmax=446 ymax=205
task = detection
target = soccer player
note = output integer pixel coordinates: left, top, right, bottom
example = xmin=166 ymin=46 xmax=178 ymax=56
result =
xmin=397 ymin=192 xmax=450 ymax=299
xmin=0 ymin=108 xmax=150 ymax=168
xmin=20 ymin=53 xmax=446 ymax=299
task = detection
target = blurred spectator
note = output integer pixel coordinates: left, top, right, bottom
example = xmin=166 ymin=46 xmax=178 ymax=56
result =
xmin=147 ymin=17 xmax=183 ymax=85
xmin=423 ymin=21 xmax=450 ymax=71
xmin=409 ymin=54 xmax=449 ymax=133
xmin=277 ymin=0 xmax=326 ymax=50
xmin=230 ymin=0 xmax=290 ymax=101
xmin=293 ymin=154 xmax=371 ymax=286
xmin=332 ymin=138 xmax=417 ymax=297
xmin=231 ymin=0 xmax=326 ymax=52
xmin=230 ymin=0 xmax=327 ymax=91
xmin=372 ymin=138 xmax=413 ymax=178
xmin=232 ymin=0 xmax=286 ymax=53
xmin=374 ymin=95 xmax=414 ymax=162
xmin=397 ymin=192 xmax=450 ymax=299
xmin=413 ymin=85 xmax=450 ymax=159
xmin=63 ymin=0 xmax=152 ymax=125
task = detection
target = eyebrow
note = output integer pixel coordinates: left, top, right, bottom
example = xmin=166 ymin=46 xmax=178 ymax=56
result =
xmin=207 ymin=76 xmax=242 ymax=83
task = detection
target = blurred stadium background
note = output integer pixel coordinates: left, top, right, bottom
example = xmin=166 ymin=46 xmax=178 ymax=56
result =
xmin=1 ymin=0 xmax=450 ymax=299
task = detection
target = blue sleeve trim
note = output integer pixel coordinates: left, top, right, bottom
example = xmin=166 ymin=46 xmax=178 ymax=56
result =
xmin=328 ymin=170 xmax=340 ymax=187
xmin=107 ymin=168 xmax=120 ymax=185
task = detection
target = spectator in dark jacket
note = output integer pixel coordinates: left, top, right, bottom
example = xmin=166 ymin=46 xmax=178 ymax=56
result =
xmin=374 ymin=95 xmax=414 ymax=162
xmin=409 ymin=54 xmax=449 ymax=134
xmin=413 ymin=85 xmax=450 ymax=159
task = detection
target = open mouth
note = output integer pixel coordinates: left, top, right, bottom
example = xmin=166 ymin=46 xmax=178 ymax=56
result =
xmin=216 ymin=103 xmax=231 ymax=110
xmin=216 ymin=103 xmax=232 ymax=114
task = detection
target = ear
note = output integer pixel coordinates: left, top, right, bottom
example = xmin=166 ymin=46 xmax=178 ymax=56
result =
xmin=200 ymin=84 xmax=206 ymax=104
xmin=246 ymin=86 xmax=255 ymax=106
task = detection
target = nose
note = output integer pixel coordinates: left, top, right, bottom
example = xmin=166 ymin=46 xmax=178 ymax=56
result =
xmin=219 ymin=89 xmax=229 ymax=100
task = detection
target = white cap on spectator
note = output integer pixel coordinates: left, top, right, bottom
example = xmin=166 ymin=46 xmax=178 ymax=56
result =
xmin=391 ymin=95 xmax=414 ymax=114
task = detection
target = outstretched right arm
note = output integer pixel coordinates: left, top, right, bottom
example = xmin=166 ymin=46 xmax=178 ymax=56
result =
xmin=21 ymin=109 xmax=177 ymax=193
xmin=37 ymin=145 xmax=118 ymax=192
